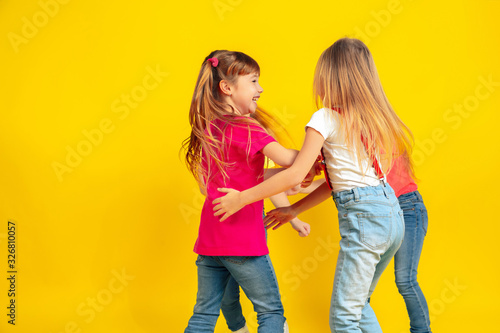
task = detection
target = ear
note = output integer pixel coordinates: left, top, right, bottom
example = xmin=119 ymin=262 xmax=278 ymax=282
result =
xmin=219 ymin=80 xmax=232 ymax=96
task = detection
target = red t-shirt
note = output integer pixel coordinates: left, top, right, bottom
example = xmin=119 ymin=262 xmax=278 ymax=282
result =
xmin=194 ymin=117 xmax=276 ymax=256
xmin=386 ymin=156 xmax=418 ymax=198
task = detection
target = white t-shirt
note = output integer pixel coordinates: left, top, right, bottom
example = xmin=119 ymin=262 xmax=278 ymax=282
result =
xmin=306 ymin=108 xmax=381 ymax=193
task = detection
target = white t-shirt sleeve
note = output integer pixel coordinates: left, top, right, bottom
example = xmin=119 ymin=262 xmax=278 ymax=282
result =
xmin=305 ymin=108 xmax=335 ymax=140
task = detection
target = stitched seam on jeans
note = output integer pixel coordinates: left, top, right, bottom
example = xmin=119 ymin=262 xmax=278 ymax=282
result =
xmin=331 ymin=247 xmax=346 ymax=331
xmin=344 ymin=200 xmax=393 ymax=208
xmin=420 ymin=206 xmax=428 ymax=235
xmin=268 ymin=256 xmax=281 ymax=292
xmin=410 ymin=219 xmax=431 ymax=331
xmin=224 ymin=256 xmax=250 ymax=265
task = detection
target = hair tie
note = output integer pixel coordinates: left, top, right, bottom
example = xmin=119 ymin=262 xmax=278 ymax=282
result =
xmin=207 ymin=57 xmax=219 ymax=68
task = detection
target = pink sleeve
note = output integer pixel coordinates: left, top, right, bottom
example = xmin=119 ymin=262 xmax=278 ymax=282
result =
xmin=230 ymin=123 xmax=276 ymax=156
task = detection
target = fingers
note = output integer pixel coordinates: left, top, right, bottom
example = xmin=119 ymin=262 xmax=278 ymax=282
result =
xmin=264 ymin=212 xmax=280 ymax=229
xmin=265 ymin=220 xmax=280 ymax=230
xmin=303 ymin=224 xmax=311 ymax=236
xmin=212 ymin=190 xmax=230 ymax=218
xmin=272 ymin=222 xmax=286 ymax=230
xmin=301 ymin=180 xmax=312 ymax=188
xmin=298 ymin=227 xmax=310 ymax=237
xmin=219 ymin=213 xmax=230 ymax=222
xmin=213 ymin=203 xmax=227 ymax=218
xmin=315 ymin=162 xmax=323 ymax=175
xmin=314 ymin=159 xmax=323 ymax=175
xmin=264 ymin=215 xmax=283 ymax=230
xmin=263 ymin=216 xmax=275 ymax=227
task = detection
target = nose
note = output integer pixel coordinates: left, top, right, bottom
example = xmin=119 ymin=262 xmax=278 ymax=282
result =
xmin=257 ymin=83 xmax=263 ymax=93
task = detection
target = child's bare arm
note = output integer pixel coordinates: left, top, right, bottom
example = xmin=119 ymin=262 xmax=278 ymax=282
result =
xmin=213 ymin=128 xmax=325 ymax=221
xmin=268 ymin=192 xmax=310 ymax=237
xmin=264 ymin=182 xmax=331 ymax=230
xmin=285 ymin=178 xmax=326 ymax=196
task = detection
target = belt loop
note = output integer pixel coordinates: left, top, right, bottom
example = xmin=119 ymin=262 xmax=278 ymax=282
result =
xmin=381 ymin=178 xmax=387 ymax=187
xmin=381 ymin=181 xmax=389 ymax=198
xmin=332 ymin=191 xmax=339 ymax=208
xmin=353 ymin=187 xmax=360 ymax=202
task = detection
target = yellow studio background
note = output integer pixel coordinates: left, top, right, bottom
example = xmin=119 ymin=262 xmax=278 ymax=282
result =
xmin=0 ymin=0 xmax=499 ymax=332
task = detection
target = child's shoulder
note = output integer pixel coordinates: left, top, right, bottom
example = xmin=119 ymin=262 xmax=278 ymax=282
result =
xmin=310 ymin=107 xmax=340 ymax=124
xmin=208 ymin=116 xmax=267 ymax=138
xmin=314 ymin=107 xmax=340 ymax=116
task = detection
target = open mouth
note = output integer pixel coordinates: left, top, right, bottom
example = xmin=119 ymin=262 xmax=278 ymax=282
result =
xmin=252 ymin=96 xmax=260 ymax=102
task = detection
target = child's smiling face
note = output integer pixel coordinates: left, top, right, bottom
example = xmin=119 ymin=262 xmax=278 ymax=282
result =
xmin=227 ymin=73 xmax=263 ymax=115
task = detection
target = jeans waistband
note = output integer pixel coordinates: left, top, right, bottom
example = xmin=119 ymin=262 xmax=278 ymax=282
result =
xmin=332 ymin=183 xmax=395 ymax=205
xmin=398 ymin=190 xmax=423 ymax=203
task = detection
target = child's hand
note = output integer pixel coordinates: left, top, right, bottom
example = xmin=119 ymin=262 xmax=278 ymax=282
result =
xmin=264 ymin=206 xmax=297 ymax=230
xmin=290 ymin=218 xmax=311 ymax=237
xmin=300 ymin=170 xmax=315 ymax=188
xmin=213 ymin=188 xmax=243 ymax=222
xmin=300 ymin=160 xmax=323 ymax=188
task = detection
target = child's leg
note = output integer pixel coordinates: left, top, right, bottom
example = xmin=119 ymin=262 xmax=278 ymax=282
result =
xmin=394 ymin=191 xmax=431 ymax=333
xmin=359 ymin=300 xmax=380 ymax=331
xmin=329 ymin=222 xmax=382 ymax=333
xmin=185 ymin=255 xmax=231 ymax=333
xmin=360 ymin=193 xmax=405 ymax=332
xmin=330 ymin=184 xmax=404 ymax=333
xmin=222 ymin=255 xmax=286 ymax=333
xmin=221 ymin=276 xmax=247 ymax=331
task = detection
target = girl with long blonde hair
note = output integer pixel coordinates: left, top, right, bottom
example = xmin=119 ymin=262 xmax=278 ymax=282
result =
xmin=214 ymin=38 xmax=411 ymax=332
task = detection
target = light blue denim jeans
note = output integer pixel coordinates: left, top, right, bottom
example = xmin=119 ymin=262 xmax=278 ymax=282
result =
xmin=330 ymin=183 xmax=405 ymax=333
xmin=394 ymin=191 xmax=431 ymax=333
xmin=185 ymin=254 xmax=286 ymax=333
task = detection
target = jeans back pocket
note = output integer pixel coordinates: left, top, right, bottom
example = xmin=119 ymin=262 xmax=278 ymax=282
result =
xmin=358 ymin=213 xmax=392 ymax=249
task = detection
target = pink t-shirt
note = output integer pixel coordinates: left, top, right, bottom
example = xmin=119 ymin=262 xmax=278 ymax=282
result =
xmin=194 ymin=117 xmax=276 ymax=256
xmin=386 ymin=156 xmax=418 ymax=198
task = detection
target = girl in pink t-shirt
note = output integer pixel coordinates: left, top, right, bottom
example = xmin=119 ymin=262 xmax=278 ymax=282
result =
xmin=182 ymin=50 xmax=315 ymax=333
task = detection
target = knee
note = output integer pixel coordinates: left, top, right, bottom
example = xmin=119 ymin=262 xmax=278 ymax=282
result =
xmin=395 ymin=277 xmax=419 ymax=294
xmin=220 ymin=294 xmax=240 ymax=310
xmin=329 ymin=306 xmax=358 ymax=332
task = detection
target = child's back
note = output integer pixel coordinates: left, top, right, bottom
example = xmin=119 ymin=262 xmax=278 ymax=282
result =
xmin=196 ymin=117 xmax=274 ymax=256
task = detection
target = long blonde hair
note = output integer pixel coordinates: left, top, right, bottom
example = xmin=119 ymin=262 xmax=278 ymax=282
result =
xmin=313 ymin=38 xmax=415 ymax=178
xmin=182 ymin=50 xmax=265 ymax=187
xmin=252 ymin=106 xmax=292 ymax=147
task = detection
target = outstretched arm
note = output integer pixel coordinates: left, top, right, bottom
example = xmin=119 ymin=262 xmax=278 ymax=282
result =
xmin=285 ymin=178 xmax=326 ymax=196
xmin=264 ymin=182 xmax=331 ymax=229
xmin=213 ymin=128 xmax=325 ymax=221
xmin=268 ymin=192 xmax=311 ymax=237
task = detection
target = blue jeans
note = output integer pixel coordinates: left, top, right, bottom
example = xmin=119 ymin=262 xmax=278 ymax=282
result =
xmin=394 ymin=191 xmax=431 ymax=333
xmin=221 ymin=276 xmax=246 ymax=331
xmin=330 ymin=183 xmax=405 ymax=333
xmin=185 ymin=254 xmax=286 ymax=333
xmin=221 ymin=214 xmax=268 ymax=331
